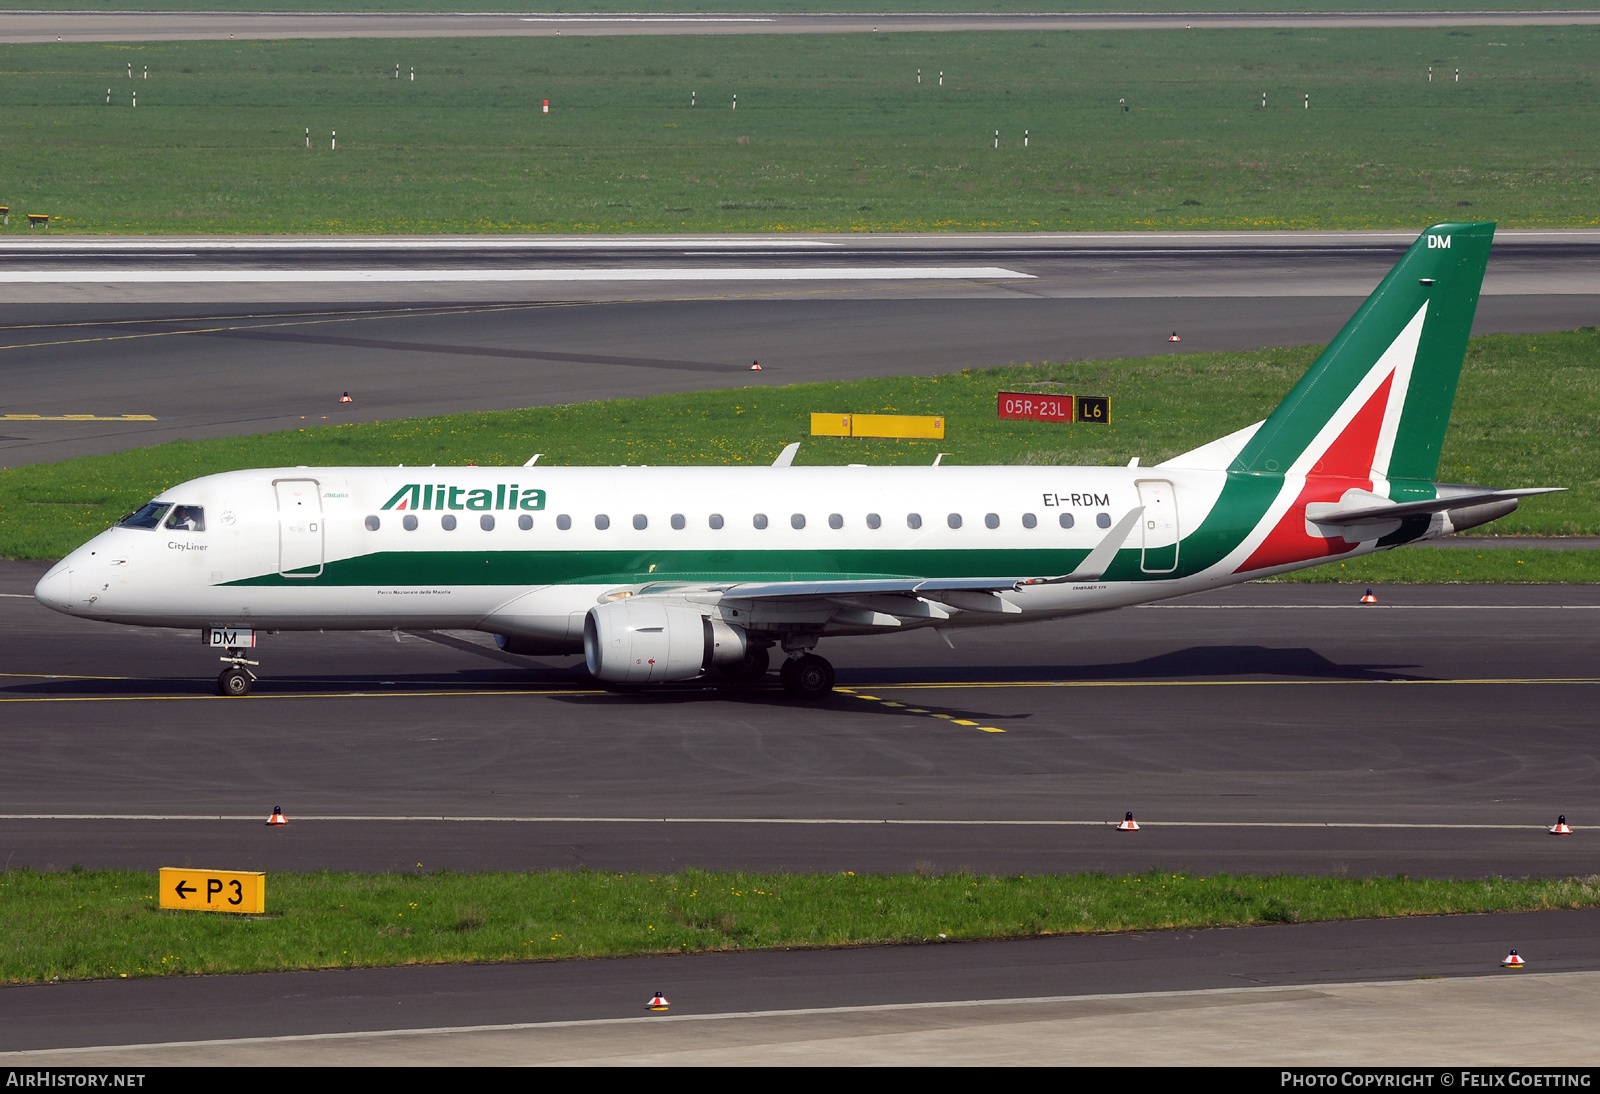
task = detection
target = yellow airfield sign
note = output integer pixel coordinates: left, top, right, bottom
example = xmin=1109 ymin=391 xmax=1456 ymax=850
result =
xmin=159 ymin=867 xmax=265 ymax=914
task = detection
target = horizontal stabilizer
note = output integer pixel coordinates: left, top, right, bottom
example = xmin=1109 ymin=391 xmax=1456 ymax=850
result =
xmin=1306 ymin=487 xmax=1563 ymax=527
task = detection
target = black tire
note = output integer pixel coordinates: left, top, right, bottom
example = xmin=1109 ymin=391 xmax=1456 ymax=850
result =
xmin=781 ymin=654 xmax=834 ymax=699
xmin=719 ymin=644 xmax=771 ymax=681
xmin=218 ymin=667 xmax=253 ymax=697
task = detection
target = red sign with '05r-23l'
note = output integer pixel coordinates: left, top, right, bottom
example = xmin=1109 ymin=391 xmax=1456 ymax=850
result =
xmin=997 ymin=391 xmax=1072 ymax=422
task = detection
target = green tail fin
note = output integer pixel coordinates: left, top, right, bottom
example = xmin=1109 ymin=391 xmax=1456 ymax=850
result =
xmin=1231 ymin=222 xmax=1494 ymax=488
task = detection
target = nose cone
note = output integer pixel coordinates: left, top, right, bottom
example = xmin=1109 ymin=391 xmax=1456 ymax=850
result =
xmin=34 ymin=560 xmax=74 ymax=614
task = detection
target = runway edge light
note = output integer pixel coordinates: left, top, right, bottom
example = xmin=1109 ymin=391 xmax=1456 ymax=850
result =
xmin=647 ymin=991 xmax=670 ymax=1011
xmin=1361 ymin=589 xmax=1378 ymax=604
xmin=1117 ymin=812 xmax=1140 ymax=832
xmin=1550 ymin=815 xmax=1573 ymax=835
xmin=1501 ymin=950 xmax=1526 ymax=968
xmin=267 ymin=806 xmax=287 ymax=827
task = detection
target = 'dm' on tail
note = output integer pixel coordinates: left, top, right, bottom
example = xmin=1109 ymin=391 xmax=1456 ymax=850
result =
xmin=1165 ymin=222 xmax=1561 ymax=575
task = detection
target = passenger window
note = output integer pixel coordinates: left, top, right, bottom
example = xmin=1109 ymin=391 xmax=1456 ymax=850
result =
xmin=118 ymin=501 xmax=170 ymax=529
xmin=165 ymin=505 xmax=205 ymax=532
xmin=365 ymin=515 xmax=380 ymax=532
xmin=1060 ymin=513 xmax=1075 ymax=529
xmin=633 ymin=514 xmax=648 ymax=530
xmin=557 ymin=514 xmax=572 ymax=530
xmin=518 ymin=514 xmax=533 ymax=531
xmin=753 ymin=513 xmax=769 ymax=530
xmin=403 ymin=514 xmax=418 ymax=532
xmin=595 ymin=514 xmax=610 ymax=530
xmin=480 ymin=514 xmax=495 ymax=531
xmin=866 ymin=513 xmax=882 ymax=529
xmin=709 ymin=514 xmax=725 ymax=530
xmin=1022 ymin=513 xmax=1038 ymax=529
xmin=907 ymin=513 xmax=922 ymax=529
xmin=671 ymin=514 xmax=686 ymax=530
xmin=828 ymin=513 xmax=843 ymax=529
xmin=984 ymin=513 xmax=999 ymax=529
xmin=791 ymin=514 xmax=806 ymax=530
xmin=947 ymin=513 xmax=962 ymax=529
xmin=441 ymin=515 xmax=458 ymax=531
xmin=1097 ymin=512 xmax=1112 ymax=529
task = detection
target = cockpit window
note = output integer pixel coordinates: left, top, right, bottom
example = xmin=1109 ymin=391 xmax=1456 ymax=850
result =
xmin=164 ymin=505 xmax=205 ymax=532
xmin=118 ymin=502 xmax=171 ymax=529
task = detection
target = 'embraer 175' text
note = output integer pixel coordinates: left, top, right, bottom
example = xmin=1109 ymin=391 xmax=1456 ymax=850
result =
xmin=382 ymin=484 xmax=547 ymax=512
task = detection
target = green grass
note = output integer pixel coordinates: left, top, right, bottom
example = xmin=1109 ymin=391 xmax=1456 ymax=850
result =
xmin=2 ymin=27 xmax=1598 ymax=233
xmin=1267 ymin=547 xmax=1600 ymax=584
xmin=3 ymin=329 xmax=1594 ymax=559
xmin=7 ymin=867 xmax=1598 ymax=985
xmin=3 ymin=328 xmax=1595 ymax=561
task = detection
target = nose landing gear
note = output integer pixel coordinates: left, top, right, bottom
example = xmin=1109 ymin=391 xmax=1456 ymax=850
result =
xmin=780 ymin=653 xmax=835 ymax=699
xmin=217 ymin=648 xmax=259 ymax=696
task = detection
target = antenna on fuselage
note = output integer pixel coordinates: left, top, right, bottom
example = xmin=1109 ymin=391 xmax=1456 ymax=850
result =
xmin=524 ymin=454 xmax=543 ymax=467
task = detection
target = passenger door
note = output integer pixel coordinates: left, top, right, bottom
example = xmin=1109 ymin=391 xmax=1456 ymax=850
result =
xmin=274 ymin=479 xmax=324 ymax=578
xmin=1136 ymin=479 xmax=1179 ymax=574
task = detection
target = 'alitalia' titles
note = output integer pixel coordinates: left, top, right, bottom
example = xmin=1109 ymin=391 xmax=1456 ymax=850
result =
xmin=382 ymin=483 xmax=547 ymax=512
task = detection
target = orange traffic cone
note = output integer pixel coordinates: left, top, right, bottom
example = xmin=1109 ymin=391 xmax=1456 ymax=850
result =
xmin=339 ymin=392 xmax=353 ymax=403
xmin=1501 ymin=949 xmax=1525 ymax=968
xmin=647 ymin=991 xmax=670 ymax=1011
xmin=1117 ymin=812 xmax=1140 ymax=832
xmin=1550 ymin=815 xmax=1573 ymax=835
xmin=1360 ymin=589 xmax=1378 ymax=604
xmin=267 ymin=806 xmax=287 ymax=827
xmin=1167 ymin=332 xmax=1181 ymax=342
xmin=749 ymin=361 xmax=762 ymax=371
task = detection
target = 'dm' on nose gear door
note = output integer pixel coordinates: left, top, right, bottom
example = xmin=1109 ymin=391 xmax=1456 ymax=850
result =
xmin=1136 ymin=479 xmax=1179 ymax=574
xmin=274 ymin=479 xmax=324 ymax=578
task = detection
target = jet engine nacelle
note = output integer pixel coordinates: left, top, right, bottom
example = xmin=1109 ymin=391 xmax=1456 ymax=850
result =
xmin=583 ymin=600 xmax=747 ymax=683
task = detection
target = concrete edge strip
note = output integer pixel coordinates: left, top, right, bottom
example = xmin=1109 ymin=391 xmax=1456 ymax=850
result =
xmin=0 ymin=267 xmax=1033 ymax=284
xmin=4 ymin=972 xmax=1582 ymax=1058
xmin=0 ymin=815 xmax=1561 ymax=829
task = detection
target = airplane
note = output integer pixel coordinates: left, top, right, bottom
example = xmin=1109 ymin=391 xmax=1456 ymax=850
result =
xmin=35 ymin=221 xmax=1558 ymax=699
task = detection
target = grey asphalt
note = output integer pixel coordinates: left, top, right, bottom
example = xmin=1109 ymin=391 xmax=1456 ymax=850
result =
xmin=3 ymin=232 xmax=1596 ymax=466
xmin=4 ymin=560 xmax=1597 ymax=878
xmin=2 ymin=908 xmax=1596 ymax=1053
xmin=6 ymin=10 xmax=1600 ymax=44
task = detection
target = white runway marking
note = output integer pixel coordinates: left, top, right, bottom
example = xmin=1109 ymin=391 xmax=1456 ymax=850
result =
xmin=0 ymin=814 xmax=1551 ymax=830
xmin=521 ymin=16 xmax=773 ymax=22
xmin=0 ymin=266 xmax=1030 ymax=285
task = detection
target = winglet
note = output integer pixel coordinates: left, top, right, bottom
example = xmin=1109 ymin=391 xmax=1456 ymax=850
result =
xmin=1066 ymin=506 xmax=1144 ymax=581
xmin=772 ymin=442 xmax=800 ymax=468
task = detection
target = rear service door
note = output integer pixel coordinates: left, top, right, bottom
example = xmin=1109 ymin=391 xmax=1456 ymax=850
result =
xmin=274 ymin=479 xmax=324 ymax=578
xmin=1136 ymin=479 xmax=1179 ymax=574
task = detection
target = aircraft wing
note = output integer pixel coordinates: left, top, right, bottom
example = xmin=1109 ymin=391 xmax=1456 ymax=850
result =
xmin=643 ymin=505 xmax=1148 ymax=604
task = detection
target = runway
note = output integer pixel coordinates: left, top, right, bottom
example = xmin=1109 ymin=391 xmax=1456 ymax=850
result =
xmin=4 ymin=559 xmax=1596 ymax=878
xmin=3 ymin=231 xmax=1596 ymax=466
xmin=7 ymin=10 xmax=1600 ymax=45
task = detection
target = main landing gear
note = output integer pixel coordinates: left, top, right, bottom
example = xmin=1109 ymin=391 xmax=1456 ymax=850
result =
xmin=217 ymin=648 xmax=259 ymax=697
xmin=780 ymin=653 xmax=835 ymax=700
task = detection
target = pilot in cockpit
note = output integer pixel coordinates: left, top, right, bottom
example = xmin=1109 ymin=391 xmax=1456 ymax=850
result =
xmin=164 ymin=505 xmax=205 ymax=532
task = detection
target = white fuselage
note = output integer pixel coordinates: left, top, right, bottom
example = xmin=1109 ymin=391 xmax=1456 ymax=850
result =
xmin=33 ymin=462 xmax=1377 ymax=647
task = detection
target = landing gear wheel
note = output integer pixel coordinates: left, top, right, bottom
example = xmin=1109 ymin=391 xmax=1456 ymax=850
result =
xmin=218 ymin=666 xmax=253 ymax=697
xmin=780 ymin=653 xmax=834 ymax=699
xmin=719 ymin=644 xmax=771 ymax=682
